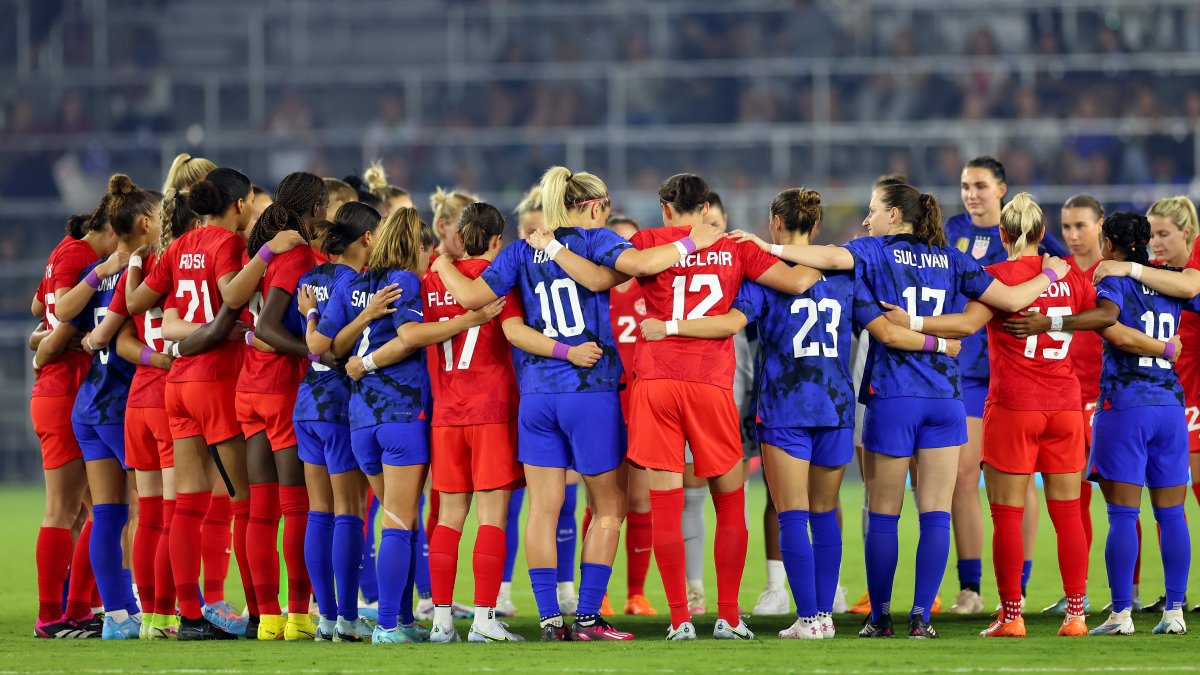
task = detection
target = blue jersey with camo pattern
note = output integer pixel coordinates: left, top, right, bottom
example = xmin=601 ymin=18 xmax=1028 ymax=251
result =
xmin=294 ymin=262 xmax=355 ymax=424
xmin=71 ymin=259 xmax=135 ymax=425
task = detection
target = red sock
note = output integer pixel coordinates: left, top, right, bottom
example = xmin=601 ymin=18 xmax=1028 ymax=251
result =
xmin=625 ymin=510 xmax=652 ymax=597
xmin=427 ymin=490 xmax=440 ymax=543
xmin=581 ymin=507 xmax=593 ymax=538
xmin=65 ymin=520 xmax=95 ymax=620
xmin=36 ymin=527 xmax=74 ymax=622
xmin=201 ymin=493 xmax=233 ymax=603
xmin=171 ymin=492 xmax=210 ymax=620
xmin=248 ymin=483 xmax=282 ymax=615
xmin=473 ymin=525 xmax=506 ymax=608
xmin=1193 ymin=483 xmax=1200 ymax=509
xmin=1133 ymin=517 xmax=1142 ymax=586
xmin=232 ymin=498 xmax=257 ymax=615
xmin=133 ymin=495 xmax=163 ymax=615
xmin=990 ymin=503 xmax=1024 ymax=620
xmin=1046 ymin=499 xmax=1088 ymax=604
xmin=711 ymin=488 xmax=747 ymax=626
xmin=154 ymin=499 xmax=176 ymax=616
xmin=279 ymin=485 xmax=311 ymax=616
xmin=429 ymin=525 xmax=460 ymax=606
xmin=650 ymin=488 xmax=688 ymax=627
xmin=1079 ymin=481 xmax=1093 ymax=551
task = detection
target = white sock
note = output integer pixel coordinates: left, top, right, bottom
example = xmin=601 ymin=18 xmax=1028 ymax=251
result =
xmin=433 ymin=605 xmax=453 ymax=629
xmin=765 ymin=559 xmax=786 ymax=590
xmin=499 ymin=582 xmax=512 ymax=596
xmin=473 ymin=606 xmax=496 ymax=629
xmin=682 ymin=486 xmax=708 ymax=581
xmin=557 ymin=581 xmax=576 ymax=598
xmin=108 ymin=609 xmax=129 ymax=623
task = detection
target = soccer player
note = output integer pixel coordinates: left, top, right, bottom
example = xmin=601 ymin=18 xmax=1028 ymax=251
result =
xmin=430 ymin=187 xmax=481 ymax=261
xmin=647 ymin=187 xmax=958 ymax=639
xmin=761 ymin=181 xmax=1068 ymax=638
xmin=363 ymin=162 xmax=413 ymax=214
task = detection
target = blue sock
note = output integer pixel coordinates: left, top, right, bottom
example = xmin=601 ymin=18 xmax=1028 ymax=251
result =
xmin=375 ymin=529 xmax=413 ymax=630
xmin=120 ymin=568 xmax=138 ymax=615
xmin=778 ymin=510 xmax=816 ymax=617
xmin=913 ymin=511 xmax=951 ymax=622
xmin=414 ymin=493 xmax=431 ymax=598
xmin=504 ymin=489 xmax=524 ymax=583
xmin=810 ymin=509 xmax=841 ymax=615
xmin=1153 ymin=504 xmax=1191 ymax=612
xmin=577 ymin=563 xmax=612 ymax=617
xmin=529 ymin=567 xmax=560 ymax=619
xmin=304 ymin=511 xmax=335 ymax=620
xmin=957 ymin=558 xmax=982 ymax=593
xmin=333 ymin=515 xmax=364 ymax=620
xmin=556 ymin=485 xmax=578 ymax=583
xmin=90 ymin=503 xmax=130 ymax=614
xmin=399 ymin=530 xmax=417 ymax=625
xmin=1021 ymin=559 xmax=1033 ymax=595
xmin=360 ymin=496 xmax=380 ymax=603
xmin=865 ymin=512 xmax=900 ymax=623
xmin=1105 ymin=504 xmax=1140 ymax=613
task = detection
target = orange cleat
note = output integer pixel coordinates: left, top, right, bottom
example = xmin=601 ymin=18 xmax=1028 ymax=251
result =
xmin=980 ymin=615 xmax=1026 ymax=638
xmin=600 ymin=594 xmax=615 ymax=617
xmin=931 ymin=595 xmax=942 ymax=614
xmin=623 ymin=594 xmax=658 ymax=616
xmin=1057 ymin=615 xmax=1087 ymax=637
xmin=848 ymin=592 xmax=872 ymax=615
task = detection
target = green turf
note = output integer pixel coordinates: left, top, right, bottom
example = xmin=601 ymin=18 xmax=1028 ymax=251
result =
xmin=1 ymin=480 xmax=1198 ymax=673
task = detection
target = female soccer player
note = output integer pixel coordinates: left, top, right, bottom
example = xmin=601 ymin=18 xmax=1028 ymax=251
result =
xmin=430 ymin=187 xmax=481 ymax=261
xmin=363 ymin=162 xmax=413 ymax=214
xmin=756 ymin=181 xmax=1068 ymax=639
xmin=644 ymin=187 xmax=959 ymax=639
xmin=161 ymin=153 xmax=217 ymax=195
xmin=886 ymin=194 xmax=1102 ymax=638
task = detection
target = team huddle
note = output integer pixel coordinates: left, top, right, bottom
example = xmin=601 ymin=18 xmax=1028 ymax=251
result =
xmin=26 ymin=152 xmax=1200 ymax=644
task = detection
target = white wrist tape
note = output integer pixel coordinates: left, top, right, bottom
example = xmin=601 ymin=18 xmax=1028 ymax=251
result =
xmin=910 ymin=315 xmax=924 ymax=332
xmin=1129 ymin=262 xmax=1144 ymax=281
xmin=362 ymin=353 xmax=378 ymax=373
xmin=770 ymin=244 xmax=784 ymax=257
xmin=1050 ymin=314 xmax=1064 ymax=332
xmin=129 ymin=255 xmax=143 ymax=269
xmin=665 ymin=320 xmax=680 ymax=337
xmin=936 ymin=337 xmax=948 ymax=354
xmin=672 ymin=240 xmax=690 ymax=259
xmin=544 ymin=240 xmax=565 ymax=260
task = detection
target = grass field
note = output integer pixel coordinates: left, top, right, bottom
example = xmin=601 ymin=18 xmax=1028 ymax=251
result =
xmin=2 ymin=480 xmax=1199 ymax=673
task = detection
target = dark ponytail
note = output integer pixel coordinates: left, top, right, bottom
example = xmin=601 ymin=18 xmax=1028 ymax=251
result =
xmin=189 ymin=168 xmax=251 ymax=217
xmin=458 ymin=202 xmax=506 ymax=257
xmin=657 ymin=173 xmax=710 ymax=214
xmin=876 ymin=183 xmax=946 ymax=246
xmin=1102 ymin=211 xmax=1151 ymax=265
xmin=770 ymin=188 xmax=823 ymax=235
xmin=246 ymin=204 xmax=308 ymax=258
xmin=65 ymin=213 xmax=92 ymax=239
xmin=322 ymin=201 xmax=381 ymax=256
xmin=106 ymin=174 xmax=160 ymax=239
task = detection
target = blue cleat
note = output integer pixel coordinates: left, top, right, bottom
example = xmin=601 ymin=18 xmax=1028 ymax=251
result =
xmin=101 ymin=614 xmax=142 ymax=640
xmin=372 ymin=625 xmax=417 ymax=644
xmin=203 ymin=601 xmax=248 ymax=636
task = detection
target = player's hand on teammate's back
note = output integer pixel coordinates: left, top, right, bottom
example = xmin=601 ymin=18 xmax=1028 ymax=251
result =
xmin=725 ymin=229 xmax=769 ymax=252
xmin=687 ymin=220 xmax=723 ymax=250
xmin=1002 ymin=310 xmax=1050 ymax=338
xmin=1041 ymin=253 xmax=1069 ymax=280
xmin=465 ymin=298 xmax=505 ymax=326
xmin=878 ymin=301 xmax=910 ymax=327
xmin=297 ymin=285 xmax=317 ymax=316
xmin=96 ymin=250 xmax=132 ymax=278
xmin=1168 ymin=333 xmax=1183 ymax=363
xmin=526 ymin=227 xmax=554 ymax=251
xmin=362 ymin=283 xmax=401 ymax=321
xmin=267 ymin=230 xmax=306 ymax=254
xmin=567 ymin=341 xmax=602 ymax=368
xmin=346 ymin=355 xmax=367 ymax=381
xmin=1092 ymin=260 xmax=1130 ymax=286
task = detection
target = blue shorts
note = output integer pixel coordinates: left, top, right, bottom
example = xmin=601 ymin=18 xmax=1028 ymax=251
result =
xmin=297 ymin=420 xmax=357 ymax=475
xmin=350 ymin=420 xmax=430 ymax=476
xmin=1089 ymin=405 xmax=1188 ymax=489
xmin=863 ymin=396 xmax=967 ymax=458
xmin=758 ymin=425 xmax=853 ymax=467
xmin=962 ymin=378 xmax=988 ymax=419
xmin=518 ymin=391 xmax=625 ymax=476
xmin=73 ymin=421 xmax=128 ymax=469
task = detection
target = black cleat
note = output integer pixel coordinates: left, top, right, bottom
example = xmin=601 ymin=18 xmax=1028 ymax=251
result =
xmin=908 ymin=614 xmax=939 ymax=639
xmin=857 ymin=613 xmax=894 ymax=638
xmin=244 ymin=614 xmax=260 ymax=640
xmin=74 ymin=614 xmax=104 ymax=637
xmin=35 ymin=617 xmax=97 ymax=639
xmin=1143 ymin=595 xmax=1168 ymax=613
xmin=178 ymin=616 xmax=238 ymax=641
xmin=540 ymin=616 xmax=573 ymax=642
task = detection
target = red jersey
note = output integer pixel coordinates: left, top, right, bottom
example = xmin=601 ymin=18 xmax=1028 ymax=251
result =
xmin=237 ymin=246 xmax=315 ymax=395
xmin=984 ymin=256 xmax=1095 ymax=411
xmin=422 ymin=258 xmax=522 ymax=426
xmin=109 ymin=252 xmax=168 ymax=408
xmin=609 ymin=280 xmax=646 ymax=385
xmin=145 ymin=226 xmax=244 ymax=382
xmin=1175 ymin=249 xmax=1200 ymax=402
xmin=32 ymin=236 xmax=98 ymax=397
xmin=1066 ymin=256 xmax=1103 ymax=404
xmin=629 ymin=225 xmax=777 ymax=388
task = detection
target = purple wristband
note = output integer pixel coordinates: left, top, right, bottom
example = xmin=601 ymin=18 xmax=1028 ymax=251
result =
xmin=257 ymin=244 xmax=276 ymax=265
xmin=678 ymin=236 xmax=698 ymax=255
xmin=307 ymin=352 xmax=321 ymax=363
xmin=922 ymin=335 xmax=937 ymax=352
xmin=139 ymin=347 xmax=154 ymax=366
xmin=1041 ymin=267 xmax=1059 ymax=284
xmin=84 ymin=269 xmax=101 ymax=289
xmin=245 ymin=330 xmax=254 ymax=346
xmin=551 ymin=342 xmax=571 ymax=360
xmin=1164 ymin=341 xmax=1177 ymax=360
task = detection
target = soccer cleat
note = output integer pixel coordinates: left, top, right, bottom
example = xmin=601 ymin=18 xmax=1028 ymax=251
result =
xmin=335 ymin=616 xmax=373 ymax=642
xmin=752 ymin=587 xmax=791 ymax=616
xmin=101 ymin=614 xmax=142 ymax=640
xmin=496 ymin=591 xmax=517 ymax=618
xmin=949 ymin=589 xmax=984 ymax=614
xmin=540 ymin=617 xmax=572 ymax=642
xmin=833 ymin=585 xmax=849 ymax=614
xmin=713 ymin=618 xmax=755 ymax=640
xmin=1143 ymin=595 xmax=1169 ymax=613
xmin=178 ymin=616 xmax=238 ymax=641
xmin=139 ymin=613 xmax=155 ymax=639
xmin=980 ymin=615 xmax=1026 ymax=638
xmin=1089 ymin=610 xmax=1134 ymax=636
xmin=848 ymin=592 xmax=872 ymax=615
xmin=399 ymin=621 xmax=430 ymax=642
xmin=817 ymin=612 xmax=836 ymax=638
xmin=1192 ymin=601 xmax=1200 ymax=613
xmin=573 ymin=617 xmax=634 ymax=641
xmin=451 ymin=601 xmax=474 ymax=620
xmin=624 ymin=594 xmax=658 ymax=616
xmin=1058 ymin=615 xmax=1088 ymax=637
xmin=75 ymin=613 xmax=104 ymax=635
xmin=203 ymin=602 xmax=248 ymax=636
xmin=600 ymin=594 xmax=616 ymax=617
xmin=558 ymin=594 xmax=579 ymax=616
xmin=931 ymin=595 xmax=942 ymax=614
xmin=414 ymin=599 xmax=435 ymax=622
xmin=1152 ymin=610 xmax=1187 ymax=635
xmin=665 ymin=621 xmax=697 ymax=641
xmin=358 ymin=600 xmax=379 ymax=622
xmin=256 ymin=614 xmax=287 ymax=641
xmin=244 ymin=614 xmax=260 ymax=639
xmin=35 ymin=616 xmax=96 ymax=639
xmin=143 ymin=614 xmax=178 ymax=640
xmin=1042 ymin=596 xmax=1067 ymax=615
xmin=687 ymin=583 xmax=707 ymax=615
xmin=285 ymin=614 xmax=318 ymax=641
xmin=907 ymin=614 xmax=938 ymax=639
xmin=778 ymin=616 xmax=824 ymax=639
xmin=857 ymin=613 xmax=894 ymax=638
xmin=429 ymin=622 xmax=461 ymax=643
xmin=371 ymin=625 xmax=416 ymax=644
xmin=315 ymin=617 xmax=337 ymax=641
xmin=469 ymin=621 xmax=525 ymax=642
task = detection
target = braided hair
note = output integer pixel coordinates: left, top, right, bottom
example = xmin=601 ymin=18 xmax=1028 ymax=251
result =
xmin=275 ymin=171 xmax=327 ymax=224
xmin=1102 ymin=211 xmax=1151 ymax=264
xmin=246 ymin=203 xmax=308 ymax=258
xmin=159 ymin=189 xmax=201 ymax=252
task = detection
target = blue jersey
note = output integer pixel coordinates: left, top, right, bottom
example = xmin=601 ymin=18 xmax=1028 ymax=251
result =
xmin=945 ymin=213 xmax=1070 ymax=382
xmin=733 ymin=268 xmax=882 ymax=429
xmin=481 ymin=226 xmax=630 ymax=394
xmin=844 ymin=234 xmax=993 ymax=401
xmin=294 ymin=262 xmax=355 ymax=424
xmin=318 ymin=267 xmax=429 ymax=429
xmin=1096 ymin=275 xmax=1200 ymax=409
xmin=71 ymin=259 xmax=135 ymax=426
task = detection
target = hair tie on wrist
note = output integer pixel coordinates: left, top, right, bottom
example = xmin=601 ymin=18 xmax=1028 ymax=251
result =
xmin=139 ymin=347 xmax=154 ymax=366
xmin=551 ymin=342 xmax=571 ymax=360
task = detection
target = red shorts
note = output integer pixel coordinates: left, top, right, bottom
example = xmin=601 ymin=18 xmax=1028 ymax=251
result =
xmin=1082 ymin=401 xmax=1098 ymax=449
xmin=627 ymin=378 xmax=742 ymax=478
xmin=165 ymin=379 xmax=240 ymax=445
xmin=31 ymin=395 xmax=82 ymax=470
xmin=431 ymin=421 xmax=523 ymax=493
xmin=981 ymin=402 xmax=1084 ymax=475
xmin=1178 ymin=347 xmax=1200 ymax=453
xmin=125 ymin=406 xmax=173 ymax=471
xmin=235 ymin=391 xmax=298 ymax=451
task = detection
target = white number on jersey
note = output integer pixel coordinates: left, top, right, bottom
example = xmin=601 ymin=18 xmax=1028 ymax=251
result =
xmin=143 ymin=307 xmax=164 ymax=353
xmin=44 ymin=293 xmax=59 ymax=329
xmin=791 ymin=297 xmax=841 ymax=358
xmin=439 ymin=318 xmax=481 ymax=371
xmin=1138 ymin=310 xmax=1175 ymax=368
xmin=247 ymin=291 xmax=264 ymax=329
xmin=357 ymin=325 xmax=372 ymax=358
xmin=92 ymin=307 xmax=110 ymax=365
xmin=177 ymin=279 xmax=215 ymax=323
xmin=1021 ymin=306 xmax=1073 ymax=361
xmin=901 ymin=286 xmax=946 ymax=317
xmin=671 ymin=273 xmax=723 ymax=320
xmin=533 ymin=279 xmax=585 ymax=338
xmin=616 ymin=316 xmax=638 ymax=344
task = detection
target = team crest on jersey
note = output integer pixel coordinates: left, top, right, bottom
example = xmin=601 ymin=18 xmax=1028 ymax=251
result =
xmin=955 ymin=238 xmax=968 ymax=253
xmin=971 ymin=236 xmax=990 ymax=259
xmin=633 ymin=298 xmax=646 ymax=316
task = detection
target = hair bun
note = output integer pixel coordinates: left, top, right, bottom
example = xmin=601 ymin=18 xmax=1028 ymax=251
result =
xmin=187 ymin=180 xmax=223 ymax=216
xmin=108 ymin=174 xmax=135 ymax=196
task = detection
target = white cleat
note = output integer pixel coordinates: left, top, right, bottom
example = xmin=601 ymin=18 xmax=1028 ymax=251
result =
xmin=558 ymin=593 xmax=579 ymax=616
xmin=495 ymin=591 xmax=517 ymax=618
xmin=415 ymin=599 xmax=435 ymax=622
xmin=687 ymin=584 xmax=707 ymax=615
xmin=778 ymin=616 xmax=824 ymax=639
xmin=1152 ymin=609 xmax=1187 ymax=635
xmin=429 ymin=622 xmax=461 ymax=643
xmin=468 ymin=621 xmax=525 ymax=643
xmin=713 ymin=618 xmax=755 ymax=640
xmin=817 ymin=611 xmax=836 ymax=638
xmin=1089 ymin=609 xmax=1135 ymax=636
xmin=832 ymin=585 xmax=850 ymax=614
xmin=752 ymin=587 xmax=791 ymax=616
xmin=334 ymin=616 xmax=372 ymax=642
xmin=949 ymin=589 xmax=985 ymax=614
xmin=665 ymin=621 xmax=697 ymax=641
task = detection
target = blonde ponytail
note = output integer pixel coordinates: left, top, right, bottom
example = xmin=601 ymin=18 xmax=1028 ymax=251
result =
xmin=999 ymin=192 xmax=1045 ymax=260
xmin=1147 ymin=196 xmax=1199 ymax=246
xmin=538 ymin=165 xmax=608 ymax=232
xmin=162 ymin=153 xmax=216 ymax=194
xmin=430 ymin=186 xmax=481 ymax=231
